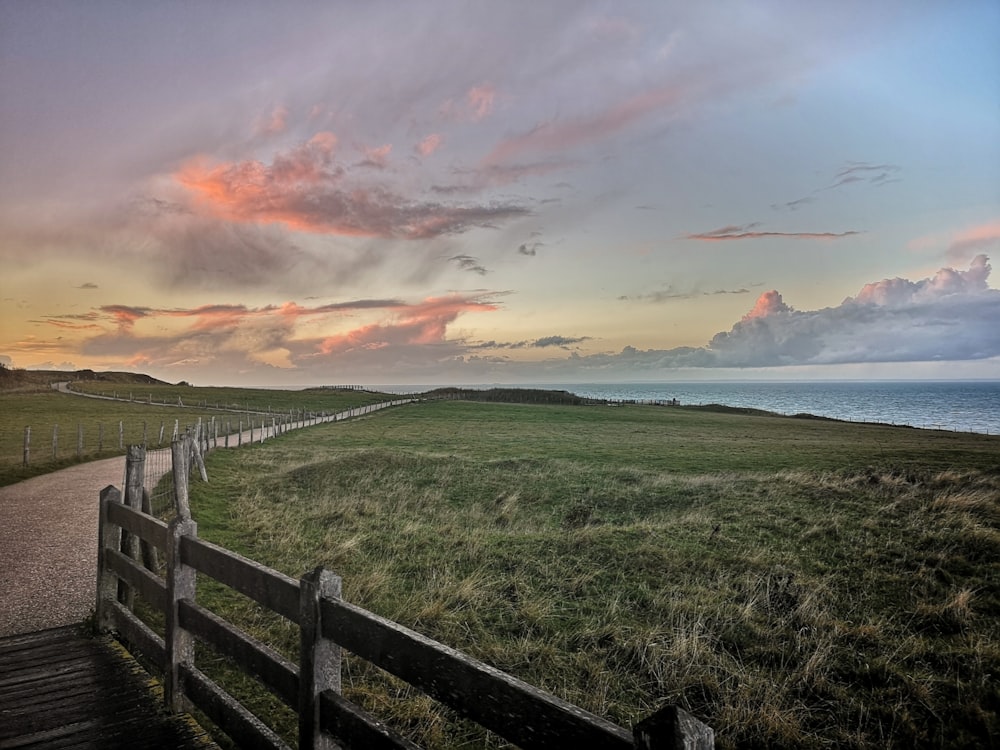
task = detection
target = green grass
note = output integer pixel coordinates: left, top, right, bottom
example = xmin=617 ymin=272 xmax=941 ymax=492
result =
xmin=180 ymin=400 xmax=1000 ymax=749
xmin=70 ymin=381 xmax=398 ymax=414
xmin=0 ymin=383 xmax=396 ymax=485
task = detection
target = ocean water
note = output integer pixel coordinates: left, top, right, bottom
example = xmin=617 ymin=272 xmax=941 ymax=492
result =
xmin=375 ymin=381 xmax=1000 ymax=435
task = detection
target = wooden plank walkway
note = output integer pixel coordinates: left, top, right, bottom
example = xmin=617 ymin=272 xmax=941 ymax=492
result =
xmin=0 ymin=625 xmax=218 ymax=749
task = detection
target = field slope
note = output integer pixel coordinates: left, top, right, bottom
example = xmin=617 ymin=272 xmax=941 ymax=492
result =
xmin=185 ymin=399 xmax=1000 ymax=749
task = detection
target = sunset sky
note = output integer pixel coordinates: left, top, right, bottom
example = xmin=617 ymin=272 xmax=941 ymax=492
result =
xmin=1 ymin=1 xmax=998 ymax=386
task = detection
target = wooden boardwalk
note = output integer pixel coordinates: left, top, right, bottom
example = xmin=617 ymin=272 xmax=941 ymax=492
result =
xmin=0 ymin=626 xmax=218 ymax=750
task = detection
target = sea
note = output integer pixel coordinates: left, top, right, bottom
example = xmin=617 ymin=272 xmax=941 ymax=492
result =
xmin=371 ymin=381 xmax=1000 ymax=436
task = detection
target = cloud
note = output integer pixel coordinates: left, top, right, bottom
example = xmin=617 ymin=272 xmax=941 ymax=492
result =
xmin=621 ymin=285 xmax=751 ymax=303
xmin=64 ymin=294 xmax=502 ymax=379
xmin=77 ymin=282 xmax=99 ymax=289
xmin=449 ymin=254 xmax=488 ymax=275
xmin=706 ymin=255 xmax=998 ymax=367
xmin=946 ymin=221 xmax=1000 ymax=264
xmin=356 ymin=143 xmax=392 ymax=170
xmin=415 ymin=134 xmax=443 ymax=157
xmin=176 ymin=133 xmax=529 ymax=239
xmin=256 ymin=104 xmax=289 ymax=137
xmin=685 ymin=223 xmax=861 ymax=241
xmin=829 ymin=162 xmax=901 ymax=189
xmin=518 ymin=241 xmax=541 ymax=256
xmin=442 ymin=84 xmax=497 ymax=122
xmin=531 ymin=335 xmax=590 ymax=348
xmin=482 ymin=82 xmax=685 ymax=166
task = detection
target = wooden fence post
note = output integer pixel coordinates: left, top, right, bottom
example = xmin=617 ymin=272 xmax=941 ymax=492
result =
xmin=77 ymin=423 xmax=83 ymax=458
xmin=96 ymin=484 xmax=123 ymax=632
xmin=632 ymin=705 xmax=714 ymax=750
xmin=119 ymin=445 xmax=145 ymax=608
xmin=299 ymin=566 xmax=342 ymax=750
xmin=98 ymin=423 xmax=104 ymax=452
xmin=118 ymin=420 xmax=124 ymax=450
xmin=165 ymin=513 xmax=197 ymax=713
xmin=22 ymin=426 xmax=29 ymax=466
xmin=171 ymin=435 xmax=192 ymax=520
xmin=52 ymin=424 xmax=58 ymax=460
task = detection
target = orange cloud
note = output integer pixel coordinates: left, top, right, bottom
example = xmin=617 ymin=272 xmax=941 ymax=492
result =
xmin=176 ymin=134 xmax=527 ymax=238
xmin=319 ymin=294 xmax=498 ymax=353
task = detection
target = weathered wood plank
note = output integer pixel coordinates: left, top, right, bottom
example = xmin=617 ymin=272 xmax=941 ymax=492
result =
xmin=319 ymin=689 xmax=422 ymax=750
xmin=112 ymin=601 xmax=167 ymax=670
xmin=320 ymin=598 xmax=634 ymax=750
xmin=107 ymin=497 xmax=170 ymax=551
xmin=105 ymin=547 xmax=168 ymax=612
xmin=0 ymin=626 xmax=216 ymax=749
xmin=180 ymin=535 xmax=300 ymax=623
xmin=181 ymin=662 xmax=291 ymax=750
xmin=179 ymin=599 xmax=300 ymax=708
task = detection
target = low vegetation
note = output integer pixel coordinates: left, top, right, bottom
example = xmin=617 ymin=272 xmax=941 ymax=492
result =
xmin=178 ymin=399 xmax=1000 ymax=749
xmin=0 ymin=370 xmax=394 ymax=484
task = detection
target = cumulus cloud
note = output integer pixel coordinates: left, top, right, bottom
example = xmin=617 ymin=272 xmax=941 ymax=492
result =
xmin=708 ymin=255 xmax=999 ymax=367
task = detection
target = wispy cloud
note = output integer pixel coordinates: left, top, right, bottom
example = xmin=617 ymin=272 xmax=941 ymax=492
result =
xmin=176 ymin=133 xmax=529 ymax=239
xmin=482 ymin=82 xmax=684 ymax=166
xmin=449 ymin=254 xmax=488 ymax=275
xmin=685 ymin=223 xmax=860 ymax=241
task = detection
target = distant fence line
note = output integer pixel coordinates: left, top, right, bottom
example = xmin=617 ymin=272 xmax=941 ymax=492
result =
xmin=12 ymin=399 xmax=416 ymax=469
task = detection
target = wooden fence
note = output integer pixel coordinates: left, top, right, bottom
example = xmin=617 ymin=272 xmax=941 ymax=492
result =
xmin=95 ymin=437 xmax=714 ymax=749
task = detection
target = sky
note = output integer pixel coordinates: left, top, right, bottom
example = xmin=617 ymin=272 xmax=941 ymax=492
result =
xmin=1 ymin=1 xmax=998 ymax=386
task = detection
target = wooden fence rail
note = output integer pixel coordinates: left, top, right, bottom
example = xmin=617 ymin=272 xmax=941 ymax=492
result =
xmin=95 ymin=439 xmax=714 ymax=749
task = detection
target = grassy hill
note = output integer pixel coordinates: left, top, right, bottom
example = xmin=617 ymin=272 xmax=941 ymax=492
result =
xmin=0 ymin=364 xmax=168 ymax=393
xmin=178 ymin=398 xmax=999 ymax=749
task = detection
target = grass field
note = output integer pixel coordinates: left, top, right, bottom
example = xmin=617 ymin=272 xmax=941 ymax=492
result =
xmin=0 ymin=381 xmax=394 ymax=485
xmin=176 ymin=399 xmax=1000 ymax=749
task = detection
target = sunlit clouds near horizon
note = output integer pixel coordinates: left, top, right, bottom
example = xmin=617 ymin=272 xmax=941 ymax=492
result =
xmin=1 ymin=1 xmax=997 ymax=385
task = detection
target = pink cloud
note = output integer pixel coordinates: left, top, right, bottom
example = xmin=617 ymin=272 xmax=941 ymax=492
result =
xmin=482 ymin=83 xmax=684 ymax=166
xmin=257 ymin=104 xmax=289 ymax=136
xmin=467 ymin=85 xmax=496 ymax=121
xmin=317 ymin=294 xmax=498 ymax=353
xmin=416 ymin=133 xmax=443 ymax=157
xmin=176 ymin=134 xmax=527 ymax=238
xmin=357 ymin=143 xmax=392 ymax=169
xmin=742 ymin=290 xmax=791 ymax=321
xmin=947 ymin=221 xmax=1000 ymax=263
xmin=851 ymin=255 xmax=992 ymax=307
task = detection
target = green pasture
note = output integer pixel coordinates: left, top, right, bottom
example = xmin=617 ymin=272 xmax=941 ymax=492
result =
xmin=0 ymin=384 xmax=394 ymax=484
xmin=176 ymin=400 xmax=999 ymax=749
xmin=69 ymin=381 xmax=397 ymax=414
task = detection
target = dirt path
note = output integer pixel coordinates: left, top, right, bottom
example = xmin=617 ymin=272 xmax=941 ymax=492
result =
xmin=0 ymin=395 xmax=414 ymax=637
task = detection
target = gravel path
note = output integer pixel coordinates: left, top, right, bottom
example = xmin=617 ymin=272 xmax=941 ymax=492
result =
xmin=0 ymin=456 xmax=127 ymax=636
